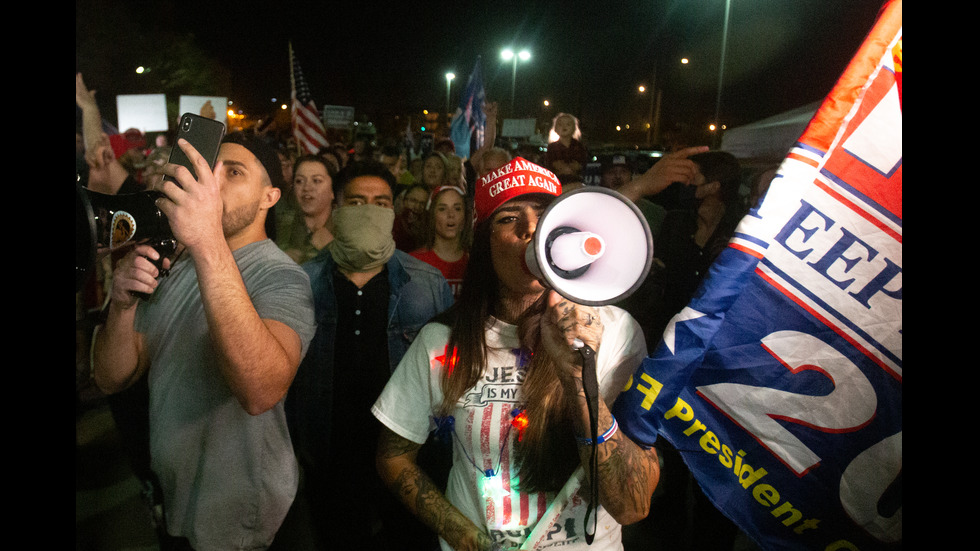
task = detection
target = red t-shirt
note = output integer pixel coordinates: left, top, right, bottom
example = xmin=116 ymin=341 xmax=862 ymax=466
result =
xmin=410 ymin=249 xmax=468 ymax=299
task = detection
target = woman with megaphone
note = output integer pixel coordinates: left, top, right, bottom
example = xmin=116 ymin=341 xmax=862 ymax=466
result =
xmin=373 ymin=157 xmax=661 ymax=551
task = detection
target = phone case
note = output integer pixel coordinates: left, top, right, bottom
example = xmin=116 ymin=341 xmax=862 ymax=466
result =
xmin=166 ymin=113 xmax=226 ymax=182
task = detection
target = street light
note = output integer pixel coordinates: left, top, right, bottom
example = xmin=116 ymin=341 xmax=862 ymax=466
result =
xmin=501 ymin=48 xmax=531 ymax=115
xmin=445 ymin=72 xmax=455 ymax=131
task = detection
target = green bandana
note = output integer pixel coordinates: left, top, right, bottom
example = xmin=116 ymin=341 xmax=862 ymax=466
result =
xmin=327 ymin=204 xmax=396 ymax=272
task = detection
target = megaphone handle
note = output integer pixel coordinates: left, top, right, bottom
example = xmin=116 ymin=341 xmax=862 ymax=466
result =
xmin=131 ymin=238 xmax=177 ymax=301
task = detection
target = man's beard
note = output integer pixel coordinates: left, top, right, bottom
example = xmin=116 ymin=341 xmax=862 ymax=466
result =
xmin=222 ymin=201 xmax=261 ymax=238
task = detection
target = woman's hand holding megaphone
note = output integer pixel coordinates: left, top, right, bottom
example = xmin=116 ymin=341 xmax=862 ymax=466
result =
xmin=539 ymin=290 xmax=604 ymax=392
xmin=618 ymin=145 xmax=709 ymax=203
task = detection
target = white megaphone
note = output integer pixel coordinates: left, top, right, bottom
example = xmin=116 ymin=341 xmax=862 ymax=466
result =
xmin=525 ymin=186 xmax=653 ymax=306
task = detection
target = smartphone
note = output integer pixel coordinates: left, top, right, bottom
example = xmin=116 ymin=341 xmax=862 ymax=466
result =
xmin=130 ymin=113 xmax=224 ymax=300
xmin=165 ymin=112 xmax=226 ymax=185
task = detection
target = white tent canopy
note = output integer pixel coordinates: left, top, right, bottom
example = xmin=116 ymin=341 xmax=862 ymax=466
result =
xmin=721 ymin=101 xmax=820 ymax=163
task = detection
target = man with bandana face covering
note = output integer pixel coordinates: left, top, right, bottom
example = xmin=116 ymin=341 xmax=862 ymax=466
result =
xmin=283 ymin=160 xmax=454 ymax=550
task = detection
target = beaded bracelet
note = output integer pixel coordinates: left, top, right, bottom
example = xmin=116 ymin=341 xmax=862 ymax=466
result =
xmin=576 ymin=416 xmax=618 ymax=445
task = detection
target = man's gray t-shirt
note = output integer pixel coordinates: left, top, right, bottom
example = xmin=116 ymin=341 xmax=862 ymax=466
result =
xmin=136 ymin=239 xmax=315 ymax=550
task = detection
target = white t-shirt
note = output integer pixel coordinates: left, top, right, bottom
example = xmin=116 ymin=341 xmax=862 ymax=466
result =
xmin=372 ymin=305 xmax=646 ymax=550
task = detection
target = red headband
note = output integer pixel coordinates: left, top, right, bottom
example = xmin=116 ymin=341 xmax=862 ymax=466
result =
xmin=426 ymin=185 xmax=466 ymax=210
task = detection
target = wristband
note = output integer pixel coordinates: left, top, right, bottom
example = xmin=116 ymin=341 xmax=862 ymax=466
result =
xmin=576 ymin=416 xmax=618 ymax=445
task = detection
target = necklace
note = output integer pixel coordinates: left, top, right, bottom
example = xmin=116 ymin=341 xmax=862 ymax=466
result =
xmin=434 ymin=406 xmax=526 ymax=500
xmin=432 ymin=347 xmax=532 ymax=500
xmin=304 ymin=214 xmax=331 ymax=236
xmin=305 ymin=221 xmax=325 ymax=236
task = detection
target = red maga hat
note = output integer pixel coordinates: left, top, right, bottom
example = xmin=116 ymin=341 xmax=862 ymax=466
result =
xmin=473 ymin=157 xmax=561 ymax=223
xmin=109 ymin=128 xmax=146 ymax=159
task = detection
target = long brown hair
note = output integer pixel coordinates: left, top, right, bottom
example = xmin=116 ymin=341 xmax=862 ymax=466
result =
xmin=435 ymin=219 xmax=580 ymax=492
xmin=420 ymin=187 xmax=473 ymax=252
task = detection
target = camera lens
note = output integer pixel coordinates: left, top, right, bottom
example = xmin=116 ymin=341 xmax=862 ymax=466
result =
xmin=182 ymin=117 xmax=192 ymax=132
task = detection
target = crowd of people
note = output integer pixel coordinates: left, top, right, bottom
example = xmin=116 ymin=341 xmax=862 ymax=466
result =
xmin=76 ymin=69 xmax=776 ymax=551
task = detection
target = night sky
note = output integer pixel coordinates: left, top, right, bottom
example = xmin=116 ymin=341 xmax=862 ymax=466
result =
xmin=77 ymin=0 xmax=887 ymax=140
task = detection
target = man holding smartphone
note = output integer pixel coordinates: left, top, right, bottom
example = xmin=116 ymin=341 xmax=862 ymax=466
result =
xmin=92 ymin=133 xmax=316 ymax=550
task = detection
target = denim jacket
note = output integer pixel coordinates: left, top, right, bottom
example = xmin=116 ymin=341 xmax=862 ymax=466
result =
xmin=285 ymin=249 xmax=453 ymax=466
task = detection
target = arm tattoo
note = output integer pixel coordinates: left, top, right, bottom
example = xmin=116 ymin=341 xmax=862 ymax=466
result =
xmin=597 ymin=433 xmax=660 ymax=515
xmin=578 ymin=404 xmax=660 ymax=522
xmin=393 ymin=463 xmax=489 ymax=549
xmin=378 ymin=428 xmax=489 ymax=549
xmin=378 ymin=428 xmax=422 ymax=459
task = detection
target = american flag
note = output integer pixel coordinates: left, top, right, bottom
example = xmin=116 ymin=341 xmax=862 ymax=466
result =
xmin=289 ymin=42 xmax=329 ymax=155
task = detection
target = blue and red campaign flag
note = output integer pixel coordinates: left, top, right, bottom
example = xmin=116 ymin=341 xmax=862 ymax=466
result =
xmin=289 ymin=42 xmax=330 ymax=156
xmin=613 ymin=1 xmax=901 ymax=549
xmin=450 ymin=56 xmax=487 ymax=160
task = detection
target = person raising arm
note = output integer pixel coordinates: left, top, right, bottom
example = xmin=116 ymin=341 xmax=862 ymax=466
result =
xmin=92 ymin=133 xmax=315 ymax=551
xmin=95 ymin=136 xmax=302 ymax=414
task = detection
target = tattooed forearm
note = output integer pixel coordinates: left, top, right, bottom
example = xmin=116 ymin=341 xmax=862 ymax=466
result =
xmin=575 ymin=402 xmax=660 ymax=525
xmin=596 ymin=432 xmax=660 ymax=520
xmin=377 ymin=427 xmax=491 ymax=551
xmin=408 ymin=467 xmax=457 ymax=531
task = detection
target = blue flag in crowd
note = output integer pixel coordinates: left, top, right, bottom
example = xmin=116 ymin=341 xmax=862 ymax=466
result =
xmin=450 ymin=57 xmax=486 ymax=160
xmin=613 ymin=1 xmax=902 ymax=550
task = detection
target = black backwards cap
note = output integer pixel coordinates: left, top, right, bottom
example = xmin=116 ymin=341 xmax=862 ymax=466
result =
xmin=221 ymin=132 xmax=285 ymax=190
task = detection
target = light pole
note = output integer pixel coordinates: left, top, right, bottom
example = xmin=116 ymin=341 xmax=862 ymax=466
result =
xmin=445 ymin=72 xmax=455 ymax=133
xmin=640 ymin=57 xmax=690 ymax=148
xmin=638 ymin=80 xmax=660 ymax=148
xmin=501 ymin=48 xmax=530 ymax=116
xmin=713 ymin=0 xmax=732 ymax=148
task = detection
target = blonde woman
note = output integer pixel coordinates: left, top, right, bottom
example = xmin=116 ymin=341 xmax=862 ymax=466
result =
xmin=543 ymin=112 xmax=588 ymax=181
